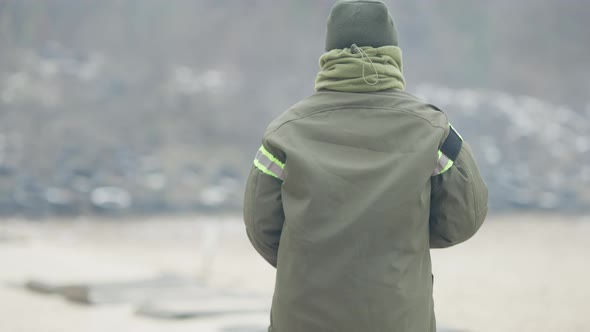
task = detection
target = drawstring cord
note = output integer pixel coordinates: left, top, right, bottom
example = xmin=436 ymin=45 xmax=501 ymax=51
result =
xmin=351 ymin=43 xmax=380 ymax=86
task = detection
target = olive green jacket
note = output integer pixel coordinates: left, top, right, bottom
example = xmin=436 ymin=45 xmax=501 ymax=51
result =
xmin=244 ymin=90 xmax=488 ymax=332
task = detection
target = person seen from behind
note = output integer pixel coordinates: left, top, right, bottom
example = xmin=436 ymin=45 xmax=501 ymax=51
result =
xmin=243 ymin=1 xmax=489 ymax=331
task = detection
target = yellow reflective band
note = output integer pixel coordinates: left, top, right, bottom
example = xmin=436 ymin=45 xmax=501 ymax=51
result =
xmin=433 ymin=150 xmax=454 ymax=176
xmin=259 ymin=145 xmax=285 ymax=169
xmin=253 ymin=145 xmax=285 ymax=181
xmin=440 ymin=158 xmax=454 ymax=174
xmin=254 ymin=159 xmax=282 ymax=180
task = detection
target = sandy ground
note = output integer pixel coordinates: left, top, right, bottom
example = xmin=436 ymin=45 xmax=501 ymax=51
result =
xmin=0 ymin=214 xmax=589 ymax=332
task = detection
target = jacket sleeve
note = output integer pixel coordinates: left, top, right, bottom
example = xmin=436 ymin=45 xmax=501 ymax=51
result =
xmin=429 ymin=142 xmax=488 ymax=248
xmin=243 ymin=145 xmax=285 ymax=267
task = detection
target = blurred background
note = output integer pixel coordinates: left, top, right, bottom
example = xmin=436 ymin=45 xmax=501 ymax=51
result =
xmin=0 ymin=1 xmax=589 ymax=332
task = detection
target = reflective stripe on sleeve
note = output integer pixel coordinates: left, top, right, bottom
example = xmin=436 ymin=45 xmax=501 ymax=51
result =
xmin=254 ymin=145 xmax=285 ymax=181
xmin=433 ymin=150 xmax=454 ymax=176
xmin=432 ymin=124 xmax=463 ymax=176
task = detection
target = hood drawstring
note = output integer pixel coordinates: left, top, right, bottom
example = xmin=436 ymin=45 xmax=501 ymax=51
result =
xmin=351 ymin=43 xmax=380 ymax=86
xmin=315 ymin=45 xmax=405 ymax=92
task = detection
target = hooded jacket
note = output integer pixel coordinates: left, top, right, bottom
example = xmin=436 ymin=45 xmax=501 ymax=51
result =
xmin=243 ymin=45 xmax=488 ymax=332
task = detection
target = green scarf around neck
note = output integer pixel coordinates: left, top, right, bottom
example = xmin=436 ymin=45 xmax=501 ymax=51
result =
xmin=315 ymin=45 xmax=405 ymax=93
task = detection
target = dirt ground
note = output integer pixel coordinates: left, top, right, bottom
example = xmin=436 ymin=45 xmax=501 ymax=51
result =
xmin=0 ymin=214 xmax=589 ymax=332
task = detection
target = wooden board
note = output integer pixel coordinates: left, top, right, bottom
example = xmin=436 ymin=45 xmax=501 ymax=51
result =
xmin=24 ymin=274 xmax=205 ymax=304
xmin=136 ymin=295 xmax=270 ymax=320
xmin=221 ymin=325 xmax=267 ymax=332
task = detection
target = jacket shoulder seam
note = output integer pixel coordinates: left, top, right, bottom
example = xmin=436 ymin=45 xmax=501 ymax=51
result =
xmin=265 ymin=106 xmax=447 ymax=139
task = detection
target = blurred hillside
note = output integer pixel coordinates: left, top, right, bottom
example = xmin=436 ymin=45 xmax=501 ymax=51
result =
xmin=0 ymin=1 xmax=589 ymax=217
